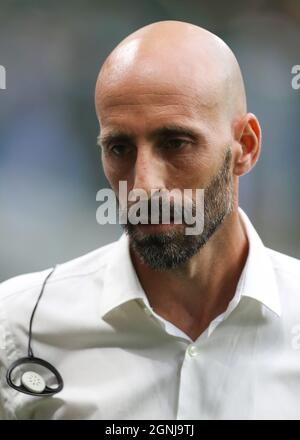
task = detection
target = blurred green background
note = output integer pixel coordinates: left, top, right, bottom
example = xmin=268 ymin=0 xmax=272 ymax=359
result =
xmin=0 ymin=0 xmax=300 ymax=281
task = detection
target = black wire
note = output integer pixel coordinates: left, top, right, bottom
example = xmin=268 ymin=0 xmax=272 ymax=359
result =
xmin=27 ymin=266 xmax=57 ymax=358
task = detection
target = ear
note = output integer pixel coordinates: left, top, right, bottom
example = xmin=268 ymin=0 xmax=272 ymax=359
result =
xmin=233 ymin=113 xmax=261 ymax=177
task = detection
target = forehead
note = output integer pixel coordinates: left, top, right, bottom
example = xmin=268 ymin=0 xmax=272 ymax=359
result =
xmin=96 ymin=79 xmax=220 ymax=132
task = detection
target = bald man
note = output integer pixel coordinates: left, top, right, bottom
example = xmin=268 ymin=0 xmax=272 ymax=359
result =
xmin=1 ymin=21 xmax=300 ymax=420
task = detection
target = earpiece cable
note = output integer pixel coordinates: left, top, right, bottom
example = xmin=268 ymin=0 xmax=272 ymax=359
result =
xmin=28 ymin=266 xmax=57 ymax=358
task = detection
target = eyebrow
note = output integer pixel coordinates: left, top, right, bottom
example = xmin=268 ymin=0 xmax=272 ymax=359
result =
xmin=97 ymin=123 xmax=202 ymax=148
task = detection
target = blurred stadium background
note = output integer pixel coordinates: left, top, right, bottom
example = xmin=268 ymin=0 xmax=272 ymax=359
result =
xmin=0 ymin=0 xmax=299 ymax=281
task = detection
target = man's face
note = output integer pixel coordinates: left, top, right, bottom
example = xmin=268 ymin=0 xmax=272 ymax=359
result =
xmin=96 ymin=78 xmax=234 ymax=270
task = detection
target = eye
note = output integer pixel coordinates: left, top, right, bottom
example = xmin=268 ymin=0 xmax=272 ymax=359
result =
xmin=163 ymin=139 xmax=190 ymax=150
xmin=109 ymin=144 xmax=131 ymax=156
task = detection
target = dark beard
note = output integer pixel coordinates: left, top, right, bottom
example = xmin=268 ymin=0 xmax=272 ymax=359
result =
xmin=121 ymin=147 xmax=233 ymax=271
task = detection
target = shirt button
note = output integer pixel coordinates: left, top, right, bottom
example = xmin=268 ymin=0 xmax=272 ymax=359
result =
xmin=187 ymin=344 xmax=200 ymax=357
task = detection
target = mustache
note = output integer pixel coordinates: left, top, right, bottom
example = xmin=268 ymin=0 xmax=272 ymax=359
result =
xmin=118 ymin=195 xmax=195 ymax=223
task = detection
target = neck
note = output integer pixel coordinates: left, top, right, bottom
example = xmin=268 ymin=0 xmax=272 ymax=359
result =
xmin=130 ymin=208 xmax=249 ymax=341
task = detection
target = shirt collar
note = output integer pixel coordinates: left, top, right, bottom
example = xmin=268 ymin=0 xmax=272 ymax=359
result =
xmin=99 ymin=231 xmax=149 ymax=318
xmin=236 ymin=207 xmax=281 ymax=317
xmin=99 ymin=207 xmax=281 ymax=319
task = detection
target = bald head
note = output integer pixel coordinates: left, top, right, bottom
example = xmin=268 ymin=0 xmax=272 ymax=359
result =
xmin=94 ymin=21 xmax=261 ymax=269
xmin=96 ymin=21 xmax=247 ymax=124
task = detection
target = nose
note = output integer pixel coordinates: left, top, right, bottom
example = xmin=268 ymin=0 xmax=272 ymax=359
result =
xmin=131 ymin=146 xmax=166 ymax=197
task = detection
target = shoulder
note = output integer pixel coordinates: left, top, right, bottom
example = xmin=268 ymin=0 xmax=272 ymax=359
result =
xmin=0 ymin=238 xmax=120 ymax=303
xmin=266 ymin=247 xmax=300 ymax=298
xmin=267 ymin=247 xmax=300 ymax=276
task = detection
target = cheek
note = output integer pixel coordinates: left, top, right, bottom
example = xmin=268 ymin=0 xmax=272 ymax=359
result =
xmin=172 ymin=152 xmax=213 ymax=189
xmin=101 ymin=155 xmax=117 ymax=187
xmin=101 ymin=155 xmax=132 ymax=194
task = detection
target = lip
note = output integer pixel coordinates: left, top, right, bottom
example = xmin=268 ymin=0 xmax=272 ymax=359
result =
xmin=136 ymin=221 xmax=177 ymax=233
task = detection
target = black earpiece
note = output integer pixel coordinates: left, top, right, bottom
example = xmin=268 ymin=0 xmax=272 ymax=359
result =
xmin=6 ymin=266 xmax=64 ymax=397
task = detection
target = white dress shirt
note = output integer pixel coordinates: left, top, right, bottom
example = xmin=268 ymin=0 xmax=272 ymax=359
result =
xmin=0 ymin=207 xmax=300 ymax=420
